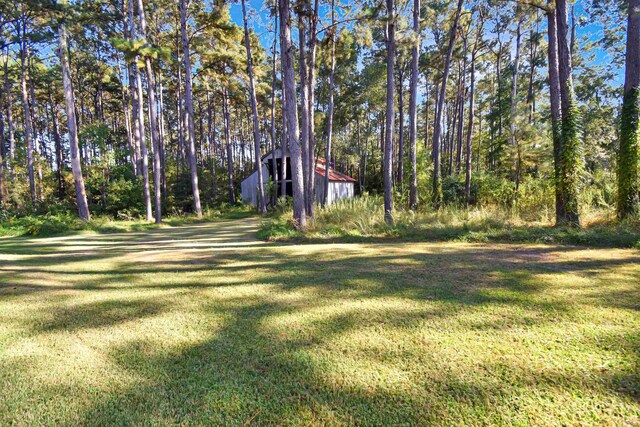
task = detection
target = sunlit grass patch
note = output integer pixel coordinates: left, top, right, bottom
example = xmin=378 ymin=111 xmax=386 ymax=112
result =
xmin=0 ymin=218 xmax=638 ymax=425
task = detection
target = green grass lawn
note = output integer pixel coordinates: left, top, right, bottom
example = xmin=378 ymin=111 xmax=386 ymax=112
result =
xmin=1 ymin=217 xmax=639 ymax=425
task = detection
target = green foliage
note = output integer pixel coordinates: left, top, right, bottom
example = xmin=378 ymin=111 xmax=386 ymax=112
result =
xmin=617 ymin=88 xmax=640 ymax=217
xmin=258 ymin=194 xmax=640 ymax=248
xmin=559 ymin=102 xmax=584 ymax=225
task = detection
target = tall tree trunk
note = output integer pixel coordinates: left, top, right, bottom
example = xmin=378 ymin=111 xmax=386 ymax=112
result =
xmin=527 ymin=17 xmax=539 ymax=123
xmin=128 ymin=0 xmax=152 ymax=221
xmin=3 ymin=55 xmax=14 ymax=163
xmin=298 ymin=16 xmax=311 ymax=213
xmin=424 ymin=78 xmax=430 ymax=150
xmin=431 ymin=0 xmax=464 ymax=205
xmin=455 ymin=50 xmax=467 ymax=175
xmin=28 ymin=53 xmax=43 ymax=201
xmin=126 ymin=65 xmax=142 ymax=176
xmin=223 ymin=89 xmax=235 ymax=204
xmin=19 ymin=25 xmax=35 ymax=203
xmin=0 ymin=92 xmax=4 ymax=204
xmin=242 ymin=0 xmax=266 ymax=213
xmin=207 ymin=87 xmax=218 ymax=199
xmin=465 ymin=48 xmax=477 ymax=204
xmin=180 ymin=0 xmax=203 ymax=216
xmin=306 ymin=0 xmax=319 ymax=218
xmin=397 ymin=69 xmax=405 ymax=188
xmin=120 ymin=65 xmax=135 ymax=175
xmin=48 ymin=91 xmax=65 ymax=199
xmin=270 ymin=9 xmax=279 ymax=206
xmin=58 ymin=23 xmax=90 ymax=221
xmin=510 ymin=17 xmax=522 ymax=189
xmin=279 ymin=0 xmax=307 ymax=229
xmin=465 ymin=15 xmax=484 ymax=204
xmin=383 ymin=0 xmax=396 ymax=222
xmin=618 ymin=0 xmax=640 ymax=217
xmin=323 ymin=0 xmax=337 ymax=207
xmin=280 ymin=80 xmax=287 ymax=198
xmin=136 ymin=0 xmax=163 ymax=223
xmin=157 ymin=72 xmax=167 ymax=202
xmin=556 ymin=0 xmax=580 ymax=226
xmin=546 ymin=3 xmax=564 ymax=223
xmin=409 ymin=0 xmax=419 ymax=210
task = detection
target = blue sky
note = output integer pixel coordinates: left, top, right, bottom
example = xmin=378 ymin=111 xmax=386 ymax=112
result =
xmin=226 ymin=0 xmax=625 ymax=90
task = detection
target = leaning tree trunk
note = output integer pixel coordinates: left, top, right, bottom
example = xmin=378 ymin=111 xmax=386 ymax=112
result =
xmin=279 ymin=0 xmax=307 ymax=229
xmin=556 ymin=0 xmax=580 ymax=226
xmin=136 ymin=0 xmax=163 ymax=223
xmin=58 ymin=23 xmax=90 ymax=221
xmin=408 ymin=0 xmax=420 ymax=210
xmin=323 ymin=0 xmax=337 ymax=207
xmin=242 ymin=0 xmax=266 ymax=213
xmin=180 ymin=0 xmax=203 ymax=217
xmin=618 ymin=0 xmax=640 ymax=218
xmin=431 ymin=0 xmax=464 ymax=206
xmin=383 ymin=0 xmax=396 ymax=223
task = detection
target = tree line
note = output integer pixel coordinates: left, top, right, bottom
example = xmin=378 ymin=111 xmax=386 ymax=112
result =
xmin=0 ymin=0 xmax=637 ymax=230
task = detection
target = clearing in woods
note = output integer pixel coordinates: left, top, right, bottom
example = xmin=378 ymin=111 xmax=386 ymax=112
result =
xmin=0 ymin=217 xmax=639 ymax=425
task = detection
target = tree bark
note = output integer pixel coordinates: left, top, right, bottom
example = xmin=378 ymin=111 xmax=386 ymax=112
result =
xmin=465 ymin=15 xmax=484 ymax=204
xmin=510 ymin=17 xmax=522 ymax=188
xmin=397 ymin=68 xmax=405 ymax=188
xmin=279 ymin=0 xmax=306 ymax=229
xmin=455 ymin=50 xmax=467 ymax=175
xmin=136 ymin=0 xmax=163 ymax=223
xmin=128 ymin=0 xmax=152 ymax=221
xmin=431 ymin=0 xmax=464 ymax=205
xmin=306 ymin=0 xmax=319 ymax=218
xmin=180 ymin=0 xmax=203 ymax=216
xmin=383 ymin=0 xmax=396 ymax=222
xmin=48 ymin=91 xmax=65 ymax=199
xmin=0 ymin=91 xmax=4 ymax=204
xmin=242 ymin=0 xmax=266 ymax=213
xmin=556 ymin=0 xmax=580 ymax=226
xmin=546 ymin=3 xmax=564 ymax=223
xmin=618 ymin=0 xmax=640 ymax=217
xmin=270 ymin=10 xmax=278 ymax=206
xmin=223 ymin=89 xmax=235 ymax=204
xmin=58 ymin=23 xmax=90 ymax=221
xmin=409 ymin=0 xmax=419 ymax=210
xmin=323 ymin=0 xmax=337 ymax=207
xmin=3 ymin=55 xmax=14 ymax=163
xmin=298 ymin=16 xmax=311 ymax=213
xmin=19 ymin=23 xmax=35 ymax=203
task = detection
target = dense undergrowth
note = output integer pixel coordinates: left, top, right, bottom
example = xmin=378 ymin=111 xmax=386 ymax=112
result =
xmin=258 ymin=195 xmax=640 ymax=249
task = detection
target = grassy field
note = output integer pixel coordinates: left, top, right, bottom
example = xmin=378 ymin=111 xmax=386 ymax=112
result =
xmin=1 ymin=217 xmax=639 ymax=425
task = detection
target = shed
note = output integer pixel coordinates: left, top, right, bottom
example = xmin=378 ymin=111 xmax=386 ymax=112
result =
xmin=240 ymin=148 xmax=356 ymax=206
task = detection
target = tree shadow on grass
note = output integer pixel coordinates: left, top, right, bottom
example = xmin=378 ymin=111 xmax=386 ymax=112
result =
xmin=1 ymin=221 xmax=639 ymax=424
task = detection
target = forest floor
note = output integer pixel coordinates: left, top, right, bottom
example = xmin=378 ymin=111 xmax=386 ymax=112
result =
xmin=0 ymin=217 xmax=639 ymax=425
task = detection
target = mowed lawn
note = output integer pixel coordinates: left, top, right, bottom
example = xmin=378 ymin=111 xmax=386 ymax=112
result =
xmin=0 ymin=218 xmax=639 ymax=426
